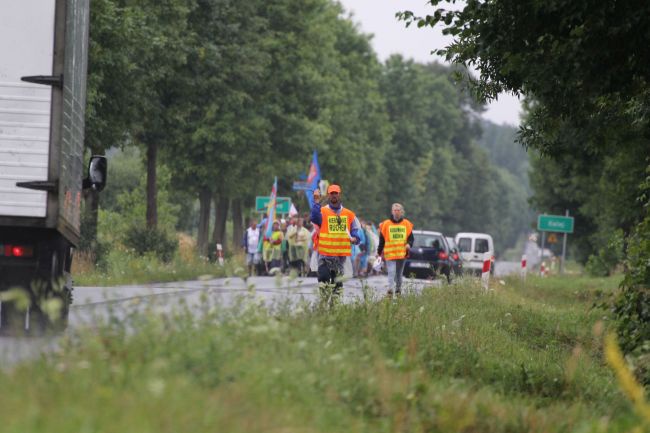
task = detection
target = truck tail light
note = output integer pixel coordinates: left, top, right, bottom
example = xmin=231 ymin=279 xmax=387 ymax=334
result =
xmin=452 ymin=253 xmax=459 ymax=261
xmin=1 ymin=244 xmax=34 ymax=258
xmin=438 ymin=251 xmax=448 ymax=260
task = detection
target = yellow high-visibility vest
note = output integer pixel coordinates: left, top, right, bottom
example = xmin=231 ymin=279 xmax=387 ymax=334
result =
xmin=380 ymin=218 xmax=413 ymax=261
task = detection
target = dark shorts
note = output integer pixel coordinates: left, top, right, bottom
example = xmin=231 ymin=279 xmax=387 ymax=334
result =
xmin=317 ymin=255 xmax=346 ymax=290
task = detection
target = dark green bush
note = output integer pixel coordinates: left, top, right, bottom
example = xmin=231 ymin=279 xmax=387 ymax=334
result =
xmin=613 ymin=212 xmax=650 ymax=385
xmin=585 ymin=254 xmax=609 ymax=277
xmin=123 ymin=226 xmax=177 ymax=262
xmin=586 ymin=230 xmax=624 ymax=277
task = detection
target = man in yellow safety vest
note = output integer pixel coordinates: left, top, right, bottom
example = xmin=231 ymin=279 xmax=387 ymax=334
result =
xmin=311 ymin=184 xmax=361 ymax=299
xmin=377 ymin=203 xmax=414 ymax=296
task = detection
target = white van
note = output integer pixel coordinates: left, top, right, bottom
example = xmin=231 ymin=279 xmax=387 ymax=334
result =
xmin=454 ymin=232 xmax=495 ymax=275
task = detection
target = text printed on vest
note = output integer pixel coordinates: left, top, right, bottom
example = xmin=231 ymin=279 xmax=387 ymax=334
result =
xmin=389 ymin=226 xmax=406 ymax=242
xmin=327 ymin=215 xmax=348 ymax=233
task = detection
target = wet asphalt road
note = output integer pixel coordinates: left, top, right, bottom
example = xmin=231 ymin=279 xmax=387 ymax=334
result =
xmin=0 ymin=261 xmax=520 ymax=365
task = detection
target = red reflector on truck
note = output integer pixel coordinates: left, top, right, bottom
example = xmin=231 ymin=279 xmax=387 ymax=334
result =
xmin=1 ymin=244 xmax=34 ymax=258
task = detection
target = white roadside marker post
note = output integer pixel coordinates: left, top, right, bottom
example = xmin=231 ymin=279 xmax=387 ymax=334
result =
xmin=216 ymin=243 xmax=225 ymax=266
xmin=481 ymin=252 xmax=492 ymax=290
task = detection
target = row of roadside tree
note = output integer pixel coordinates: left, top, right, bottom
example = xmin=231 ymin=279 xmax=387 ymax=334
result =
xmin=83 ymin=0 xmax=532 ymax=260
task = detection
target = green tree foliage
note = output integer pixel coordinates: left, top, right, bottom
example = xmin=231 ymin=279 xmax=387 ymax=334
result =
xmin=378 ymin=57 xmax=530 ymax=252
xmin=83 ymin=0 xmax=147 ymax=249
xmin=86 ymin=0 xmax=143 ymax=152
xmin=164 ymin=0 xmax=397 ymax=247
xmin=99 ymin=164 xmax=180 ymax=239
xmin=529 ymin=149 xmax=644 ymax=268
xmin=399 ymin=1 xmax=650 ymax=152
xmin=614 ymin=170 xmax=650 ymax=384
xmin=128 ymin=0 xmax=195 ymax=229
xmin=474 ymin=121 xmax=532 ymax=252
xmin=100 ymin=147 xmax=142 ymax=213
xmin=161 ymin=0 xmax=274 ymax=253
xmin=98 ymin=159 xmax=180 ymax=263
xmin=477 ymin=121 xmax=529 ymax=186
xmin=379 ymin=56 xmax=464 ymax=226
xmin=85 ymin=0 xmax=194 ymax=251
xmin=399 ymin=0 xmax=650 ymax=355
xmin=306 ymin=8 xmax=392 ymax=220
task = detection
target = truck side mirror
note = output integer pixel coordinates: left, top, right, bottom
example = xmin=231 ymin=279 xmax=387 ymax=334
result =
xmin=83 ymin=155 xmax=107 ymax=191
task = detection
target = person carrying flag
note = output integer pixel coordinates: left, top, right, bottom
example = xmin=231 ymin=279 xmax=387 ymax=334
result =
xmin=310 ymin=184 xmax=361 ymax=302
xmin=377 ymin=203 xmax=414 ymax=297
xmin=260 ymin=177 xmax=282 ymax=274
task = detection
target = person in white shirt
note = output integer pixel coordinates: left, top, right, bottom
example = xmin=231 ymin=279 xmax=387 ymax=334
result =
xmin=242 ymin=219 xmax=261 ymax=276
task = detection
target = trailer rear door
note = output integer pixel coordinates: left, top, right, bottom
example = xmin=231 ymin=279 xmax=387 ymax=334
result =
xmin=0 ymin=1 xmax=56 ymax=218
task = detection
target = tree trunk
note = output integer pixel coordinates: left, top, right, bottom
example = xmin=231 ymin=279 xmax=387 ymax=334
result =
xmin=197 ymin=188 xmax=212 ymax=257
xmin=231 ymin=198 xmax=244 ymax=252
xmin=212 ymin=195 xmax=229 ymax=253
xmin=146 ymin=141 xmax=158 ymax=229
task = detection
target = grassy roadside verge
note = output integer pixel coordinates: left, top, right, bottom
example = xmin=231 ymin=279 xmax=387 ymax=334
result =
xmin=71 ymin=235 xmax=244 ymax=286
xmin=72 ymin=251 xmax=235 ymax=286
xmin=1 ymin=274 xmax=642 ymax=432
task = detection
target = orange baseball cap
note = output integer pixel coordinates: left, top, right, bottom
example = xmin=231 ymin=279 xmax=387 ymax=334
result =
xmin=327 ymin=184 xmax=341 ymax=194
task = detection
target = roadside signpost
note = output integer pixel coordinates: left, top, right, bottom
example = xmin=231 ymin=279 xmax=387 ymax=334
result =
xmin=255 ymin=196 xmax=291 ymax=215
xmin=292 ymin=182 xmax=311 ymax=191
xmin=537 ymin=211 xmax=574 ymax=275
xmin=537 ymin=215 xmax=574 ymax=233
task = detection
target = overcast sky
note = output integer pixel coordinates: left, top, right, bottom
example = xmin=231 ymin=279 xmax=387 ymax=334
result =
xmin=338 ymin=0 xmax=522 ymax=126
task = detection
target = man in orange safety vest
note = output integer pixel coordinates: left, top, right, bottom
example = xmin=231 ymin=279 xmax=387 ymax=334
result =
xmin=310 ymin=184 xmax=361 ymax=299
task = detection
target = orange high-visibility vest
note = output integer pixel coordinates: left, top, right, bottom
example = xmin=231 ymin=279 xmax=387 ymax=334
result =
xmin=311 ymin=225 xmax=320 ymax=250
xmin=318 ymin=206 xmax=356 ymax=257
xmin=380 ymin=219 xmax=413 ymax=261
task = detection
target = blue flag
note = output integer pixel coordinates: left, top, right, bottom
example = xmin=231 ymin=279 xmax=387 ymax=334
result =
xmin=292 ymin=151 xmax=321 ymax=209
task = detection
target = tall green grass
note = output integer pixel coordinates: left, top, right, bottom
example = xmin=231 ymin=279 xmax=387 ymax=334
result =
xmin=0 ymin=274 xmax=641 ymax=432
xmin=73 ymin=249 xmax=243 ymax=286
xmin=73 ymin=232 xmax=246 ymax=286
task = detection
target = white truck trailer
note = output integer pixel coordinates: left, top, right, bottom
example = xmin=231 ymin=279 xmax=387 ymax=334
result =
xmin=0 ymin=0 xmax=106 ymax=333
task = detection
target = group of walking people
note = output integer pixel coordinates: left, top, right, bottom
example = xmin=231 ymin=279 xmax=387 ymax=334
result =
xmin=310 ymin=184 xmax=413 ymax=297
xmin=242 ymin=216 xmax=311 ymax=277
xmin=243 ymin=183 xmax=414 ymax=297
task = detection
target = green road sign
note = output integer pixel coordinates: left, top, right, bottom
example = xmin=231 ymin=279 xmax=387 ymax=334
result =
xmin=255 ymin=196 xmax=291 ymax=214
xmin=537 ymin=214 xmax=574 ymax=233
